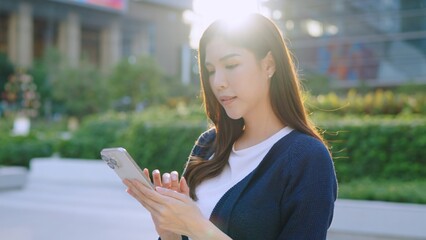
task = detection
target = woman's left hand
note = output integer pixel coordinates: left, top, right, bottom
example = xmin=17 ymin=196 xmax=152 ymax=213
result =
xmin=123 ymin=178 xmax=205 ymax=237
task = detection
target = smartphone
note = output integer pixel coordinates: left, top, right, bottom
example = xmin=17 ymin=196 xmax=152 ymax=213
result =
xmin=100 ymin=147 xmax=154 ymax=189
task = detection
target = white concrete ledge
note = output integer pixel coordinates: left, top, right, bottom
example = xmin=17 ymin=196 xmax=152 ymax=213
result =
xmin=29 ymin=157 xmax=122 ymax=187
xmin=0 ymin=166 xmax=28 ymax=190
xmin=329 ymin=199 xmax=426 ymax=240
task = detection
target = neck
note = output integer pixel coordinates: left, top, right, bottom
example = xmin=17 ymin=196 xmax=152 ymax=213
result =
xmin=235 ymin=109 xmax=285 ymax=150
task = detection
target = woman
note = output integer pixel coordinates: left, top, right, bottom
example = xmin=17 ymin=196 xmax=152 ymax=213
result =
xmin=124 ymin=13 xmax=337 ymax=240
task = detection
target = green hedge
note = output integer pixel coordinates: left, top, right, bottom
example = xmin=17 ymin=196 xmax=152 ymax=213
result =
xmin=57 ymin=113 xmax=131 ymax=159
xmin=338 ymin=178 xmax=426 ymax=204
xmin=323 ymin=119 xmax=426 ymax=182
xmin=2 ymin=109 xmax=425 ymax=186
xmin=55 ymin=111 xmax=426 ymax=184
xmin=57 ymin=111 xmax=207 ymax=173
xmin=307 ymin=89 xmax=426 ymax=115
xmin=0 ymin=134 xmax=54 ymax=168
xmin=120 ymin=123 xmax=205 ymax=173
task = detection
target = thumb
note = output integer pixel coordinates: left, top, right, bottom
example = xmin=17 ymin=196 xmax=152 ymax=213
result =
xmin=179 ymin=177 xmax=190 ymax=197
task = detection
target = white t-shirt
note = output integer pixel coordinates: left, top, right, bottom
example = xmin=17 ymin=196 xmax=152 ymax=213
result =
xmin=195 ymin=127 xmax=293 ymax=219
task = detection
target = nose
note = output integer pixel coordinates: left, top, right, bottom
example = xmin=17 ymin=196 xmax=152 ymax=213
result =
xmin=210 ymin=70 xmax=227 ymax=90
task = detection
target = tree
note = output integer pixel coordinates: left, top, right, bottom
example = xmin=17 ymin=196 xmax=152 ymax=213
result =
xmin=51 ymin=60 xmax=109 ymax=119
xmin=108 ymin=56 xmax=166 ymax=110
xmin=0 ymin=53 xmax=14 ymax=93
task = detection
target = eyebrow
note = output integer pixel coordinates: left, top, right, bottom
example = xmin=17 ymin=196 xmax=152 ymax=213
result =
xmin=205 ymin=53 xmax=241 ymax=66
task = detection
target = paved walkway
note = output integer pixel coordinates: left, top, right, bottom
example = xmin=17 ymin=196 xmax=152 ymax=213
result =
xmin=0 ymin=158 xmax=158 ymax=240
xmin=1 ymin=157 xmax=426 ymax=240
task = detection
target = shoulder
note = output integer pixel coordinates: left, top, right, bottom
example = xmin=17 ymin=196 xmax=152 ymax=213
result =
xmin=275 ymin=131 xmax=334 ymax=177
xmin=273 ymin=131 xmax=330 ymax=160
xmin=289 ymin=131 xmax=330 ymax=159
xmin=190 ymin=128 xmax=216 ymax=158
xmin=196 ymin=127 xmax=216 ymax=146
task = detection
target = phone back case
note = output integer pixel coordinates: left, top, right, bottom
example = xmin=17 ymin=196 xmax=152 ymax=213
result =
xmin=100 ymin=147 xmax=153 ymax=189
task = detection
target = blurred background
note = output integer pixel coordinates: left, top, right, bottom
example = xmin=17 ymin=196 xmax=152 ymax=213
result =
xmin=0 ymin=0 xmax=425 ymax=240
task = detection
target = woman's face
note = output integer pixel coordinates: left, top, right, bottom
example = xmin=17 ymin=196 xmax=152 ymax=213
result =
xmin=205 ymin=37 xmax=272 ymax=120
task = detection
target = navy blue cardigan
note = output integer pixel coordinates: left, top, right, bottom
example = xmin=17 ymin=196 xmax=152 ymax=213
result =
xmin=176 ymin=129 xmax=337 ymax=240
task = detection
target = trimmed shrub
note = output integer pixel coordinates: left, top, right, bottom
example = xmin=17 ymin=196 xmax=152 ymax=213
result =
xmin=58 ymin=113 xmax=131 ymax=159
xmin=119 ymin=121 xmax=206 ymax=174
xmin=57 ymin=107 xmax=208 ymax=172
xmin=323 ymin=119 xmax=426 ymax=182
xmin=0 ymin=134 xmax=54 ymax=168
xmin=57 ymin=108 xmax=426 ymax=184
xmin=307 ymin=89 xmax=426 ymax=115
xmin=51 ymin=61 xmax=109 ymax=119
xmin=338 ymin=178 xmax=426 ymax=204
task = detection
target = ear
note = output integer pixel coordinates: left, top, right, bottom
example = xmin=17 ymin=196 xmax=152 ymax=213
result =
xmin=262 ymin=51 xmax=276 ymax=78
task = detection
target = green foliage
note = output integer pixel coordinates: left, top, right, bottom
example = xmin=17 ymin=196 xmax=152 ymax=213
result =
xmin=107 ymin=56 xmax=200 ymax=111
xmin=395 ymin=82 xmax=426 ymax=94
xmin=133 ymin=104 xmax=207 ymax=126
xmin=108 ymin=56 xmax=166 ymax=109
xmin=302 ymin=73 xmax=331 ymax=95
xmin=28 ymin=48 xmax=64 ymax=117
xmin=338 ymin=178 xmax=426 ymax=204
xmin=57 ymin=107 xmax=208 ymax=172
xmin=29 ymin=61 xmax=49 ymax=103
xmin=3 ymin=102 xmax=426 ymax=203
xmin=0 ymin=134 xmax=54 ymax=168
xmin=58 ymin=112 xmax=131 ymax=159
xmin=0 ymin=52 xmax=14 ymax=94
xmin=307 ymin=88 xmax=426 ymax=115
xmin=120 ymin=122 xmax=204 ymax=173
xmin=0 ymin=117 xmax=13 ymax=133
xmin=322 ymin=119 xmax=426 ymax=183
xmin=52 ymin=60 xmax=109 ymax=118
xmin=29 ymin=48 xmax=62 ymax=102
xmin=162 ymin=75 xmax=200 ymax=105
xmin=57 ymin=106 xmax=426 ymax=187
xmin=0 ymin=53 xmax=15 ymax=118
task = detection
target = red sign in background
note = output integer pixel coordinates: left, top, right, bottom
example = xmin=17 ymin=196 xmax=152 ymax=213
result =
xmin=63 ymin=0 xmax=127 ymax=11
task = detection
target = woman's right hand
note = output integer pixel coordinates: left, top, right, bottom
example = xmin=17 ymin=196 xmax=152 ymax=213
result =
xmin=142 ymin=168 xmax=189 ymax=240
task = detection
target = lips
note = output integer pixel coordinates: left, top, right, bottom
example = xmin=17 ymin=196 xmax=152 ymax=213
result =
xmin=219 ymin=96 xmax=237 ymax=105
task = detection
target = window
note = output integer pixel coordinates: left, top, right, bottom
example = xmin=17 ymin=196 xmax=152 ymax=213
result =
xmin=81 ymin=26 xmax=100 ymax=66
xmin=33 ymin=17 xmax=58 ymax=60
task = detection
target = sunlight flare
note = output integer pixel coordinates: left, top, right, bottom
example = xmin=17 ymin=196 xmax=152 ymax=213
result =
xmin=184 ymin=0 xmax=268 ymax=48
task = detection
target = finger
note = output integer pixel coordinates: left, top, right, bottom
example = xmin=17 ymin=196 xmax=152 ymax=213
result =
xmin=127 ymin=179 xmax=165 ymax=211
xmin=155 ymin=186 xmax=188 ymax=202
xmin=126 ymin=187 xmax=148 ymax=207
xmin=124 ymin=179 xmax=149 ymax=202
xmin=162 ymin=173 xmax=171 ymax=189
xmin=124 ymin=178 xmax=156 ymax=202
xmin=170 ymin=171 xmax=179 ymax=192
xmin=126 ymin=188 xmax=162 ymax=215
xmin=124 ymin=180 xmax=152 ymax=208
xmin=143 ymin=168 xmax=152 ymax=182
xmin=179 ymin=177 xmax=190 ymax=197
xmin=123 ymin=178 xmax=133 ymax=189
xmin=152 ymin=169 xmax=162 ymax=187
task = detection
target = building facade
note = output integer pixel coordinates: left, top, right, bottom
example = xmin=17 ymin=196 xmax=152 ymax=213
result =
xmin=266 ymin=0 xmax=426 ymax=88
xmin=0 ymin=0 xmax=192 ymax=79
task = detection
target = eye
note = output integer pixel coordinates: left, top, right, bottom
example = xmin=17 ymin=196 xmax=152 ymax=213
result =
xmin=225 ymin=63 xmax=238 ymax=69
xmin=206 ymin=66 xmax=215 ymax=76
xmin=207 ymin=70 xmax=215 ymax=76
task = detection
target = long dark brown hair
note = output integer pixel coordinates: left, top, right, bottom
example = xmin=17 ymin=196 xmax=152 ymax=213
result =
xmin=184 ymin=14 xmax=327 ymax=200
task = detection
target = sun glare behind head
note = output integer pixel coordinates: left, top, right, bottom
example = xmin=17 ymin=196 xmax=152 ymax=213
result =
xmin=219 ymin=14 xmax=256 ymax=36
xmin=188 ymin=0 xmax=266 ymax=48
